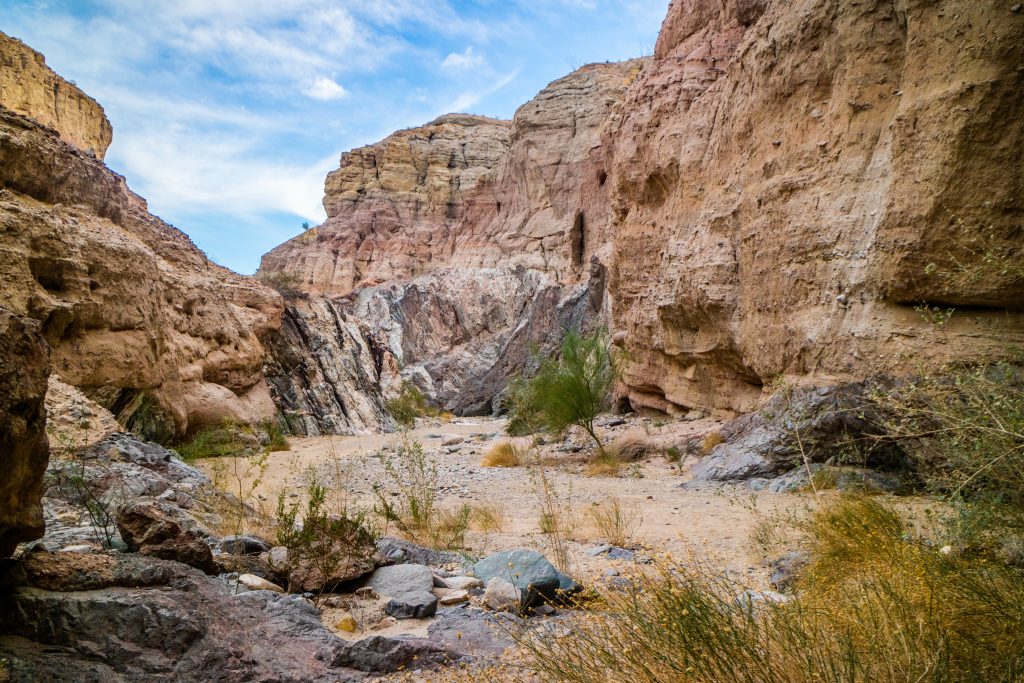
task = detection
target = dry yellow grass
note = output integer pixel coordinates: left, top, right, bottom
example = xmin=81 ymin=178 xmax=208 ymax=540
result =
xmin=607 ymin=431 xmax=656 ymax=461
xmin=701 ymin=430 xmax=725 ymax=455
xmin=481 ymin=440 xmax=525 ymax=467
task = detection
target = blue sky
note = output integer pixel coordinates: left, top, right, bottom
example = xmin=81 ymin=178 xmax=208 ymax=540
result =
xmin=4 ymin=1 xmax=665 ymax=274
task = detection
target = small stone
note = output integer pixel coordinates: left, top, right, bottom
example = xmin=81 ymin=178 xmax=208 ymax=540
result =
xmin=385 ymin=590 xmax=438 ymax=619
xmin=335 ymin=613 xmax=357 ymax=633
xmin=355 ymin=586 xmax=378 ymax=600
xmin=441 ymin=575 xmax=484 ymax=591
xmin=237 ymin=574 xmax=284 ymax=593
xmin=57 ymin=544 xmax=95 ymax=553
xmin=607 ymin=547 xmax=634 ymax=561
xmin=532 ymin=604 xmax=556 ymax=616
xmin=438 ymin=589 xmax=469 ymax=605
xmin=939 ymin=545 xmax=954 ymax=556
xmin=585 ymin=544 xmax=612 ymax=557
xmin=441 ymin=434 xmax=464 ymax=446
xmin=483 ymin=577 xmax=520 ymax=612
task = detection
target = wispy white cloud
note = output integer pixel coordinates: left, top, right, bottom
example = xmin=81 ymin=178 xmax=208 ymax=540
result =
xmin=444 ymin=71 xmax=520 ymax=114
xmin=441 ymin=46 xmax=484 ymax=71
xmin=305 ymin=77 xmax=349 ymax=101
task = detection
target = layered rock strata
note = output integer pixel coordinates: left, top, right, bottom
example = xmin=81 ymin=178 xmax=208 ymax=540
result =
xmin=0 ymin=32 xmax=112 ymax=159
xmin=262 ymin=114 xmax=512 ymax=296
xmin=607 ymin=0 xmax=1024 ymax=415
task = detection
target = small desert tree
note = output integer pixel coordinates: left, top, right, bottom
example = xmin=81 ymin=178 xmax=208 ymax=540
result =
xmin=529 ymin=327 xmax=618 ymax=455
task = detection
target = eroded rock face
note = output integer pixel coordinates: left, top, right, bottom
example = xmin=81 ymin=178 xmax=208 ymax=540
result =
xmin=0 ymin=105 xmax=283 ymax=437
xmin=607 ymin=0 xmax=1024 ymax=415
xmin=262 ymin=297 xmax=397 ymax=435
xmin=261 ymin=114 xmax=512 ymax=296
xmin=0 ymin=308 xmax=49 ymax=556
xmin=0 ymin=32 xmax=112 ymax=159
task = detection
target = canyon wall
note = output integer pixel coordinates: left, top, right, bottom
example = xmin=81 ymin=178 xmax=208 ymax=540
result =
xmin=0 ymin=50 xmax=284 ymax=441
xmin=261 ymin=62 xmax=638 ymax=415
xmin=261 ymin=114 xmax=512 ymax=296
xmin=607 ymin=0 xmax=1024 ymax=415
xmin=262 ymin=0 xmax=1022 ymax=420
xmin=0 ymin=32 xmax=112 ymax=159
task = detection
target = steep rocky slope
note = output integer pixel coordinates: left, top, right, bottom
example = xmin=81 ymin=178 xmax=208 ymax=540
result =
xmin=607 ymin=0 xmax=1024 ymax=415
xmin=0 ymin=32 xmax=112 ymax=159
xmin=0 ymin=105 xmax=284 ymax=438
xmin=263 ymin=0 xmax=1023 ymax=420
xmin=261 ymin=62 xmax=639 ymax=415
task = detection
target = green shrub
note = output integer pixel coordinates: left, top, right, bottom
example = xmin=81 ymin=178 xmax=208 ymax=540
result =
xmin=255 ymin=269 xmax=302 ymax=296
xmin=385 ymin=381 xmax=435 ymax=428
xmin=504 ymin=377 xmax=545 ymax=436
xmin=276 ymin=475 xmax=377 ymax=602
xmin=518 ymin=327 xmax=619 ymax=454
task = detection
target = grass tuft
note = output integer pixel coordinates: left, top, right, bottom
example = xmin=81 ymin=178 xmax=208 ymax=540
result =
xmin=481 ymin=440 xmax=526 ymax=467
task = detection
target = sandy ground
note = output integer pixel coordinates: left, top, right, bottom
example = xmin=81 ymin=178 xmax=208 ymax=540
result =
xmin=198 ymin=415 xmax=816 ymax=594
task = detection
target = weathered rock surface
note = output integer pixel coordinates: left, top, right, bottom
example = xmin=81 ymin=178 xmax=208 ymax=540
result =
xmin=688 ymin=383 xmax=906 ymax=483
xmin=115 ymin=500 xmax=217 ymax=573
xmin=0 ymin=308 xmax=50 ymax=556
xmin=473 ymin=549 xmax=564 ymax=609
xmin=608 ymin=0 xmax=1024 ymax=415
xmin=261 ymin=114 xmax=512 ymax=296
xmin=262 ymin=297 xmax=396 ymax=435
xmin=0 ymin=552 xmax=459 ymax=681
xmin=0 ymin=103 xmax=283 ymax=438
xmin=0 ymin=32 xmax=112 ymax=158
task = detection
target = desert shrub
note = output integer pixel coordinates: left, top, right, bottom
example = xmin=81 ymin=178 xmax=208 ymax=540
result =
xmin=520 ymin=497 xmax=1024 ymax=683
xmin=588 ymin=497 xmax=642 ymax=547
xmin=276 ymin=475 xmax=377 ymax=602
xmin=372 ymin=438 xmax=471 ymax=549
xmin=385 ymin=380 xmax=435 ymax=428
xmin=471 ymin=502 xmax=507 ymax=533
xmin=584 ymin=451 xmax=623 ymax=477
xmin=256 ymin=269 xmax=302 ymax=296
xmin=608 ymin=432 xmax=656 ymax=461
xmin=264 ymin=420 xmax=291 ymax=452
xmin=504 ymin=377 xmax=545 ymax=436
xmin=521 ymin=327 xmax=619 ymax=454
xmin=481 ymin=440 xmax=526 ymax=467
xmin=46 ymin=462 xmax=117 ymax=548
xmin=871 ymin=358 xmax=1024 ymax=552
xmin=530 ymin=463 xmax=576 ymax=572
xmin=174 ymin=424 xmax=252 ymax=462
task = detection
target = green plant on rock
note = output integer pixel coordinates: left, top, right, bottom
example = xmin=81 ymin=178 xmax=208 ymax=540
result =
xmin=276 ymin=474 xmax=376 ymax=603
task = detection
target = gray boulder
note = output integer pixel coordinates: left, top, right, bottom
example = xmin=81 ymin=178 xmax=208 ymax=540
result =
xmin=473 ymin=550 xmax=566 ymax=608
xmin=375 ymin=537 xmax=468 ymax=568
xmin=219 ymin=534 xmax=272 ymax=556
xmin=365 ymin=564 xmax=438 ymax=620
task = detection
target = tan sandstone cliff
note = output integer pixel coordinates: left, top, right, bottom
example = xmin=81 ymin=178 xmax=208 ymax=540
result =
xmin=0 ymin=32 xmax=112 ymax=159
xmin=607 ymin=0 xmax=1024 ymax=415
xmin=0 ymin=36 xmax=284 ymax=441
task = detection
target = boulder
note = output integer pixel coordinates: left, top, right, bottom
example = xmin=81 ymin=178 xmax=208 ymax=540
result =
xmin=0 ymin=552 xmax=460 ymax=680
xmin=483 ymin=577 xmax=520 ymax=612
xmin=439 ymin=575 xmax=483 ymax=591
xmin=237 ymin=573 xmax=284 ymax=593
xmin=375 ymin=537 xmax=468 ymax=568
xmin=365 ymin=564 xmax=438 ymax=620
xmin=115 ymin=500 xmax=216 ymax=573
xmin=219 ymin=534 xmax=272 ymax=556
xmin=473 ymin=549 xmax=565 ymax=608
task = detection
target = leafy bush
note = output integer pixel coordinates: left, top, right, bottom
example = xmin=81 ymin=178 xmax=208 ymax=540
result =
xmin=518 ymin=327 xmax=619 ymax=454
xmin=504 ymin=377 xmax=545 ymax=436
xmin=276 ymin=475 xmax=377 ymax=602
xmin=385 ymin=381 xmax=435 ymax=428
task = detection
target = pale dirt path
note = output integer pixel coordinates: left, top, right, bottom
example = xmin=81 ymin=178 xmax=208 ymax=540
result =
xmin=198 ymin=416 xmax=812 ymax=588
